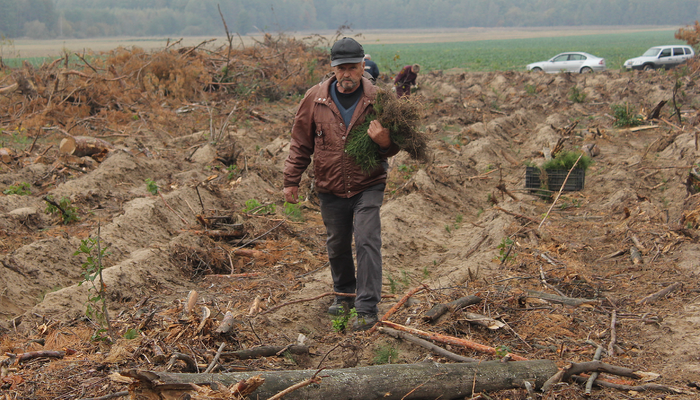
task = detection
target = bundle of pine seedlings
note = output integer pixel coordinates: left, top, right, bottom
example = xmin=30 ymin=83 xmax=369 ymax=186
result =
xmin=345 ymin=88 xmax=428 ymax=173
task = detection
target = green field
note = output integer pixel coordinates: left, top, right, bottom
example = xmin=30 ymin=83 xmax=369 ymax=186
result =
xmin=1 ymin=29 xmax=689 ymax=73
xmin=364 ymin=29 xmax=685 ymax=73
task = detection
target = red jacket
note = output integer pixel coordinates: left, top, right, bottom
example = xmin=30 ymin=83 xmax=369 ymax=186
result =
xmin=284 ymin=76 xmax=399 ymax=198
xmin=394 ymin=65 xmax=418 ymax=88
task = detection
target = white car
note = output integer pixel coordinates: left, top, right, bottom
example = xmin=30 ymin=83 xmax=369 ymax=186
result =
xmin=623 ymin=45 xmax=695 ymax=71
xmin=527 ymin=52 xmax=606 ymax=73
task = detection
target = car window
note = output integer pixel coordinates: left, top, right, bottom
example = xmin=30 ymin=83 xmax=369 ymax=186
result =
xmin=643 ymin=48 xmax=661 ymax=57
xmin=553 ymin=55 xmax=569 ymax=62
xmin=659 ymin=48 xmax=671 ymax=58
xmin=673 ymin=48 xmax=685 ymax=56
xmin=685 ymin=48 xmax=693 ymax=55
xmin=570 ymin=54 xmax=585 ymax=61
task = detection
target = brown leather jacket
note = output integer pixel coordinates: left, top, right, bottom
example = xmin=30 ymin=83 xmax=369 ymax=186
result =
xmin=284 ymin=76 xmax=399 ymax=198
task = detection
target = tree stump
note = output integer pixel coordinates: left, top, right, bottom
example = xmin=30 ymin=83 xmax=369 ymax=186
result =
xmin=59 ymin=136 xmax=113 ymax=157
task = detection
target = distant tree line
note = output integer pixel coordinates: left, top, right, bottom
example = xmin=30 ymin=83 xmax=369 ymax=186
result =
xmin=1 ymin=0 xmax=699 ymax=39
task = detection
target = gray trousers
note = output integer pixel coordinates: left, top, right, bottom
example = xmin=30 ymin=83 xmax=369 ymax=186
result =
xmin=318 ymin=184 xmax=384 ymax=315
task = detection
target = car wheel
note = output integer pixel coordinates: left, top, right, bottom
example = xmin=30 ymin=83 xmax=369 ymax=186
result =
xmin=580 ymin=67 xmax=593 ymax=73
xmin=643 ymin=64 xmax=655 ymax=71
xmin=531 ymin=67 xmax=543 ymax=72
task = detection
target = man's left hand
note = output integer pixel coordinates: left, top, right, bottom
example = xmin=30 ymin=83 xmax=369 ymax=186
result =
xmin=368 ymin=120 xmax=391 ymax=149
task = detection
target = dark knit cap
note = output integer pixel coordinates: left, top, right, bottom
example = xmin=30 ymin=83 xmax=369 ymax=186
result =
xmin=330 ymin=37 xmax=365 ymax=67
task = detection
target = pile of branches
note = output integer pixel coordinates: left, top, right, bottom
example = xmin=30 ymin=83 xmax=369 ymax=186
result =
xmin=0 ymin=33 xmax=328 ymax=137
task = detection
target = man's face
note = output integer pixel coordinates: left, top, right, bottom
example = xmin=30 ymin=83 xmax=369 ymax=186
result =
xmin=333 ymin=61 xmax=364 ymax=93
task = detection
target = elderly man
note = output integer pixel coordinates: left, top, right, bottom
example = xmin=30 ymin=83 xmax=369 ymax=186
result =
xmin=283 ymin=37 xmax=399 ymax=331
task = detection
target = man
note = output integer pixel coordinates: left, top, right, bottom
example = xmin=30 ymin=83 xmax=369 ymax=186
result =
xmin=283 ymin=37 xmax=399 ymax=331
xmin=363 ymin=54 xmax=380 ymax=80
xmin=394 ymin=64 xmax=420 ymax=98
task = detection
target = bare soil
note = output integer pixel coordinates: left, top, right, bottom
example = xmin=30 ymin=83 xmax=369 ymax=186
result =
xmin=0 ymin=35 xmax=699 ymax=399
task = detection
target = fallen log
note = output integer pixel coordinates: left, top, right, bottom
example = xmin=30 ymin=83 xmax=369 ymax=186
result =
xmin=121 ymin=360 xmax=558 ymax=400
xmin=59 ymin=135 xmax=113 ymax=157
xmin=526 ymin=290 xmax=599 ymax=307
xmin=12 ymin=350 xmax=67 ymax=364
xmin=189 ymin=229 xmax=246 ymax=238
xmin=0 ymin=82 xmax=18 ymax=95
xmin=221 ymin=345 xmax=310 ymax=360
xmin=637 ymin=282 xmax=682 ymax=305
xmin=423 ymin=295 xmax=482 ymax=322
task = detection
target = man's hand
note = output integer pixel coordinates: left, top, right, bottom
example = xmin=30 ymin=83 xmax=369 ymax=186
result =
xmin=284 ymin=186 xmax=299 ymax=204
xmin=368 ymin=120 xmax=391 ymax=149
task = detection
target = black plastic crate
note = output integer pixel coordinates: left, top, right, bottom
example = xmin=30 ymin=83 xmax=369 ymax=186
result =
xmin=525 ymin=166 xmax=585 ymax=192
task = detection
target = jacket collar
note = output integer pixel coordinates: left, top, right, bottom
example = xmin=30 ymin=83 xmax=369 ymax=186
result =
xmin=315 ymin=76 xmax=376 ymax=105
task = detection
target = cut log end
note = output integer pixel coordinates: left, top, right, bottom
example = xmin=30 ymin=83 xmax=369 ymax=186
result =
xmin=59 ymin=136 xmax=113 ymax=157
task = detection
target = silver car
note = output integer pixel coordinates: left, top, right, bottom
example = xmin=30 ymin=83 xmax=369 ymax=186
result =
xmin=527 ymin=52 xmax=606 ymax=73
xmin=623 ymin=45 xmax=695 ymax=71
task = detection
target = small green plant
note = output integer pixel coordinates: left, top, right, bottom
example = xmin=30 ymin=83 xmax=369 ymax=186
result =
xmin=226 ymin=164 xmax=239 ymax=180
xmin=422 ymin=265 xmax=430 ymax=278
xmin=559 ymin=198 xmax=582 ymax=210
xmin=145 ymin=178 xmax=158 ymax=195
xmin=401 ymin=270 xmax=411 ymax=287
xmin=525 ymin=84 xmax=537 ymax=95
xmin=243 ymin=199 xmax=276 ymax=214
xmin=541 ymin=150 xmax=593 ymax=171
xmin=75 ymin=230 xmax=114 ymax=341
xmin=451 ymin=214 xmax=463 ymax=230
xmin=398 ymin=164 xmax=415 ymax=179
xmin=3 ymin=182 xmax=31 ymax=195
xmin=124 ymin=328 xmax=139 ymax=339
xmin=283 ymin=201 xmax=303 ymax=222
xmin=496 ymin=237 xmax=515 ymax=264
xmin=387 ymin=274 xmax=398 ymax=294
xmin=476 ymin=208 xmax=484 ymax=217
xmin=568 ymin=85 xmax=586 ymax=103
xmin=440 ymin=135 xmax=461 ymax=146
xmin=244 ymin=199 xmax=262 ymax=210
xmin=495 ymin=345 xmax=511 ymax=358
xmin=386 ymin=274 xmax=401 ymax=294
xmin=44 ymin=195 xmax=80 ymax=224
xmin=445 ymin=225 xmax=451 ymax=233
xmin=373 ymin=344 xmax=399 ymax=364
xmin=331 ymin=307 xmax=357 ymax=332
xmin=282 ymin=350 xmax=297 ymax=365
xmin=611 ymin=103 xmax=643 ymax=127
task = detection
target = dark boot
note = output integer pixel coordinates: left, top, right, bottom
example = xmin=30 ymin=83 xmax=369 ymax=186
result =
xmin=351 ymin=312 xmax=378 ymax=331
xmin=328 ymin=297 xmax=354 ymax=316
